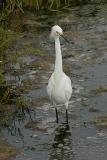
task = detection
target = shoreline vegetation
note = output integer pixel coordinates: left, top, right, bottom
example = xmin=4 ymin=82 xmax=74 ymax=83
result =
xmin=1 ymin=0 xmax=107 ymax=23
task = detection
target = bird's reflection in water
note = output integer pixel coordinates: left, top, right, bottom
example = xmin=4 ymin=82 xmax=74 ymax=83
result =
xmin=49 ymin=124 xmax=74 ymax=160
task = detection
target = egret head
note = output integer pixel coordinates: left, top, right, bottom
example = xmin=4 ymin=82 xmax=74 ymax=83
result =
xmin=50 ymin=25 xmax=63 ymax=40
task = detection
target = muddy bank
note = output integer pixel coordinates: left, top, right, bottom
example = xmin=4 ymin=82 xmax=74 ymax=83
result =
xmin=0 ymin=137 xmax=18 ymax=160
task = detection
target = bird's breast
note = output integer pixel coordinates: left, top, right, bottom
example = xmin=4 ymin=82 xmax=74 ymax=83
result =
xmin=47 ymin=72 xmax=72 ymax=104
xmin=51 ymin=84 xmax=66 ymax=104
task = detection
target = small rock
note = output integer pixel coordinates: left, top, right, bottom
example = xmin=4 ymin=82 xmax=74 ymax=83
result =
xmin=32 ymin=134 xmax=38 ymax=138
xmin=58 ymin=143 xmax=64 ymax=148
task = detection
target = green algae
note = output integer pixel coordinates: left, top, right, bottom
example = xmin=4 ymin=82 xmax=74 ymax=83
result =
xmin=90 ymin=87 xmax=107 ymax=96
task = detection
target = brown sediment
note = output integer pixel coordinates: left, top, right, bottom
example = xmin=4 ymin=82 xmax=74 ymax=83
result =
xmin=92 ymin=115 xmax=107 ymax=129
xmin=0 ymin=137 xmax=18 ymax=160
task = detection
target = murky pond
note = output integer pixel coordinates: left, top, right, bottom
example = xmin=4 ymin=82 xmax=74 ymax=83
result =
xmin=1 ymin=3 xmax=107 ymax=160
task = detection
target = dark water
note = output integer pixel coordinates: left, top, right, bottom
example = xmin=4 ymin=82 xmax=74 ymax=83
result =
xmin=1 ymin=4 xmax=107 ymax=160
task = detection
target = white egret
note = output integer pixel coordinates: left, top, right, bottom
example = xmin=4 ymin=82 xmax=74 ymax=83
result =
xmin=47 ymin=25 xmax=72 ymax=123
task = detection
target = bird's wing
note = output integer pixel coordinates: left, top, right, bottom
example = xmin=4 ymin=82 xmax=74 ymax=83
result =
xmin=47 ymin=73 xmax=54 ymax=100
xmin=64 ymin=75 xmax=72 ymax=101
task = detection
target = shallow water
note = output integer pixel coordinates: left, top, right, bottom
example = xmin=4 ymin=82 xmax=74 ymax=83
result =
xmin=1 ymin=4 xmax=107 ymax=160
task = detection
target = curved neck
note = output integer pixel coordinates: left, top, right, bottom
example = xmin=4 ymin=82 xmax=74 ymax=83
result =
xmin=54 ymin=37 xmax=63 ymax=74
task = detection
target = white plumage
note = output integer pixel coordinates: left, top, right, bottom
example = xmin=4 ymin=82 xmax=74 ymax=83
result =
xmin=47 ymin=25 xmax=72 ymax=123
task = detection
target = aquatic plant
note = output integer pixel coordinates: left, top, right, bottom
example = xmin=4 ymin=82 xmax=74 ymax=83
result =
xmin=0 ymin=27 xmax=18 ymax=102
xmin=0 ymin=0 xmax=79 ymax=14
xmin=15 ymin=96 xmax=29 ymax=109
xmin=0 ymin=96 xmax=32 ymax=129
xmin=0 ymin=27 xmax=17 ymax=52
xmin=0 ymin=0 xmax=93 ymax=23
xmin=16 ymin=0 xmax=71 ymax=10
xmin=0 ymin=69 xmax=5 ymax=86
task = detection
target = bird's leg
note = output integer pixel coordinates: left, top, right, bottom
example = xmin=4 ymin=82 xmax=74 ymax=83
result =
xmin=65 ymin=102 xmax=69 ymax=124
xmin=55 ymin=107 xmax=59 ymax=123
xmin=66 ymin=109 xmax=68 ymax=124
